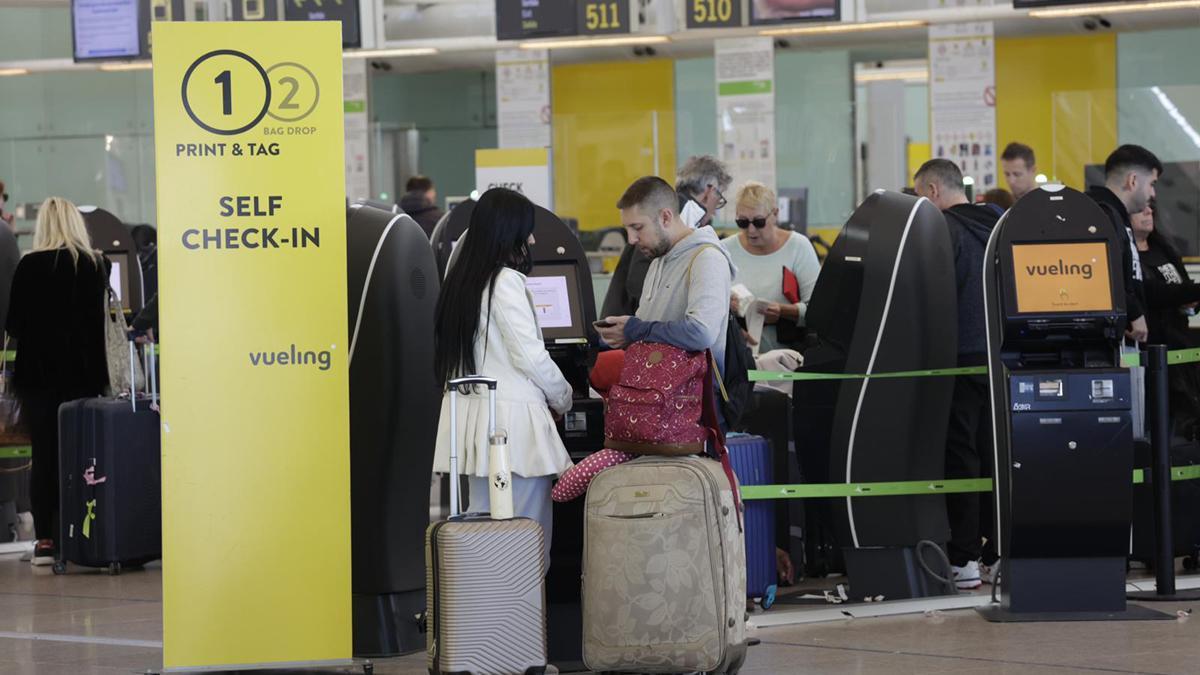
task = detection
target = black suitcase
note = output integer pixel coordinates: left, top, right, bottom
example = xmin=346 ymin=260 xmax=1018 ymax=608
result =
xmin=55 ymin=342 xmax=160 ymax=575
xmin=1132 ymin=437 xmax=1200 ymax=567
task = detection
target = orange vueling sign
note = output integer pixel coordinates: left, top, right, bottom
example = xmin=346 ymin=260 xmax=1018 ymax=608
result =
xmin=1012 ymin=242 xmax=1112 ymax=314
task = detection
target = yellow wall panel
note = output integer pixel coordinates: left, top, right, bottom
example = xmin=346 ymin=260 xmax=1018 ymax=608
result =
xmin=996 ymin=34 xmax=1117 ymax=192
xmin=907 ymin=142 xmax=932 ymax=185
xmin=553 ymin=60 xmax=677 ymax=232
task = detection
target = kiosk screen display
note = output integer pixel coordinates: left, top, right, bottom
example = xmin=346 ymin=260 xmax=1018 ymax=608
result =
xmin=1011 ymin=241 xmax=1112 ymax=314
xmin=73 ymin=0 xmax=141 ymax=61
xmin=526 ymin=263 xmax=585 ymax=341
xmin=107 ymin=251 xmax=131 ymax=310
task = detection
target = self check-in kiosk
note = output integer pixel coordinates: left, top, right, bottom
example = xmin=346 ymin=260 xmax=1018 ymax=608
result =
xmin=346 ymin=203 xmax=441 ymax=655
xmin=793 ymin=190 xmax=957 ymax=599
xmin=981 ymin=186 xmax=1140 ymax=619
xmin=79 ymin=206 xmax=146 ymax=313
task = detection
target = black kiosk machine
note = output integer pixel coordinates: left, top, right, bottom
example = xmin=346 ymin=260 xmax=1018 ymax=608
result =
xmin=981 ymin=185 xmax=1145 ymax=620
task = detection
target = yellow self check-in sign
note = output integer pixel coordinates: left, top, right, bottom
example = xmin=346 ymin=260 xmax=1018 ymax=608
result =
xmin=152 ymin=22 xmax=351 ymax=672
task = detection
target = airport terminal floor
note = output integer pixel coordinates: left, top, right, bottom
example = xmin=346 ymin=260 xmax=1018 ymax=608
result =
xmin=3 ymin=557 xmax=1200 ymax=675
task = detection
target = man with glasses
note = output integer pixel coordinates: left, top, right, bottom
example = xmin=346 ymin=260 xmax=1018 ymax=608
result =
xmin=601 ymin=156 xmax=733 ymax=317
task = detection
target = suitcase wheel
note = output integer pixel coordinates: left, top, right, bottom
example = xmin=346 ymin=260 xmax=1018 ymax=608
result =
xmin=51 ymin=561 xmax=66 ymax=575
xmin=107 ymin=562 xmax=121 ymax=576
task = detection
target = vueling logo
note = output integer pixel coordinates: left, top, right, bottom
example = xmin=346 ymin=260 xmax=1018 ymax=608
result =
xmin=1025 ymin=259 xmax=1094 ymax=280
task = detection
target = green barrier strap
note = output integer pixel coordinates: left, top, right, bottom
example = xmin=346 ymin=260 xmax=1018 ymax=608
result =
xmin=1168 ymin=348 xmax=1200 ymax=366
xmin=751 ymin=347 xmax=1200 ymax=383
xmin=741 ymin=465 xmax=1200 ymax=500
xmin=0 ymin=445 xmax=31 ymax=459
xmin=749 ymin=366 xmax=986 ymax=382
xmin=740 ymin=478 xmax=992 ymax=500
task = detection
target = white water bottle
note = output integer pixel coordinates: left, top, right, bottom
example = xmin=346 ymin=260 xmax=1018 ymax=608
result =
xmin=488 ymin=430 xmax=514 ymax=520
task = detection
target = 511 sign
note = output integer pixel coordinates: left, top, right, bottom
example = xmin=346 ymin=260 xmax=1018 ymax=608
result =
xmin=687 ymin=0 xmax=741 ymax=29
xmin=578 ymin=0 xmax=629 ymax=35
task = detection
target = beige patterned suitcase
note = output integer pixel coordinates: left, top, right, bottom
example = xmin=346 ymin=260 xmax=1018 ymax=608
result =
xmin=425 ymin=376 xmax=548 ymax=675
xmin=582 ymin=455 xmax=748 ymax=674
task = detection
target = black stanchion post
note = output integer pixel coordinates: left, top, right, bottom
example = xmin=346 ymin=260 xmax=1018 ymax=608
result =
xmin=1129 ymin=345 xmax=1200 ymax=601
xmin=1148 ymin=345 xmax=1175 ymax=597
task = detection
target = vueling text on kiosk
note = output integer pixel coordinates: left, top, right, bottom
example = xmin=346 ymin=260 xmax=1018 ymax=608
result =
xmin=1023 ymin=259 xmax=1095 ymax=280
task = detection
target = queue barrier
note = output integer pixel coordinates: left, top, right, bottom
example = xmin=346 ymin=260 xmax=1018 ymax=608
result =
xmin=740 ymin=467 xmax=1200 ymax=501
xmin=741 ymin=345 xmax=1200 ymax=501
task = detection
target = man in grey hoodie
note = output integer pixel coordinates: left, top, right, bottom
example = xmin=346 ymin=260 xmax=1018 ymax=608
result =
xmin=596 ymin=176 xmax=736 ymax=383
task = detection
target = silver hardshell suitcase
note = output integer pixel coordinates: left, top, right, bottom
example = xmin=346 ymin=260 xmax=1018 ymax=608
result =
xmin=582 ymin=455 xmax=748 ymax=674
xmin=425 ymin=376 xmax=548 ymax=675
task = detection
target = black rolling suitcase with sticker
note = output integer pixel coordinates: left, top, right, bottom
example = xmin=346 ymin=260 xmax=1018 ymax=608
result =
xmin=55 ymin=342 xmax=160 ymax=575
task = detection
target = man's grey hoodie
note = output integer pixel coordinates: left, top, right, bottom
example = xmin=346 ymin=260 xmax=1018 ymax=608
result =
xmin=623 ymin=227 xmax=737 ymax=376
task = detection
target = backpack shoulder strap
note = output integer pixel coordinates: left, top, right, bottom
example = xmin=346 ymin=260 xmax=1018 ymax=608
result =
xmin=685 ymin=243 xmax=734 ymax=403
xmin=685 ymin=243 xmax=721 ymax=284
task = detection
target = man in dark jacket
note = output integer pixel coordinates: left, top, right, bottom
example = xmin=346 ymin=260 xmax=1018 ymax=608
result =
xmin=915 ymin=159 xmax=1002 ymax=589
xmin=600 ymin=156 xmax=732 ymax=317
xmin=399 ymin=175 xmax=443 ymax=238
xmin=1085 ymin=144 xmax=1161 ymax=344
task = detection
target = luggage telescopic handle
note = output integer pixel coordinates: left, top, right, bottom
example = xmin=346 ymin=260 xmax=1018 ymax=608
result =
xmin=447 ymin=375 xmax=498 ymax=518
xmin=447 ymin=376 xmax=497 ymax=390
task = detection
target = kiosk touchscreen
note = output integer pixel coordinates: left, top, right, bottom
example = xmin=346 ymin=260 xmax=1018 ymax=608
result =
xmin=982 ymin=186 xmax=1138 ymax=620
xmin=107 ymin=252 xmax=131 ymax=309
xmin=526 ymin=263 xmax=586 ymax=343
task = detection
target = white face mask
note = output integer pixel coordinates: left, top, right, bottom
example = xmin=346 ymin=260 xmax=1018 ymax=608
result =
xmin=680 ymin=198 xmax=706 ymax=230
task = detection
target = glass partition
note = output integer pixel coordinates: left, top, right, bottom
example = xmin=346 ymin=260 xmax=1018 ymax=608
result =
xmin=1048 ymin=85 xmax=1200 ymax=255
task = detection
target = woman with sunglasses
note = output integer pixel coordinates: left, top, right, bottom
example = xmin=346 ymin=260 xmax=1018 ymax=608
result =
xmin=720 ymin=181 xmax=820 ymax=353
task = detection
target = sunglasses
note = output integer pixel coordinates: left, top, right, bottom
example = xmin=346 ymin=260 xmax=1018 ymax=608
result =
xmin=735 ymin=217 xmax=769 ymax=229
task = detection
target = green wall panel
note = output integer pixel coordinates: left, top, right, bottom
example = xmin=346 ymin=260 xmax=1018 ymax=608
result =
xmin=674 ymin=57 xmax=717 ymax=166
xmin=776 ymin=50 xmax=855 ymax=229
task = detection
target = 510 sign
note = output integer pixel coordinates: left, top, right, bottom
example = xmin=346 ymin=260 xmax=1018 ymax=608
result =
xmin=687 ymin=0 xmax=741 ymax=29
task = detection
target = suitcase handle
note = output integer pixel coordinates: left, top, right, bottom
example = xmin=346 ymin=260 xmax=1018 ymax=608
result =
xmin=447 ymin=376 xmax=497 ymax=390
xmin=446 ymin=376 xmax=497 ymax=517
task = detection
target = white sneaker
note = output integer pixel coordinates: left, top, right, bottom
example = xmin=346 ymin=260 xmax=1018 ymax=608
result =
xmin=981 ymin=559 xmax=1000 ymax=585
xmin=952 ymin=560 xmax=982 ymax=589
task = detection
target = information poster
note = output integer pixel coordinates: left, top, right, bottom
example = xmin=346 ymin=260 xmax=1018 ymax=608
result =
xmin=716 ymin=37 xmax=776 ymax=195
xmin=476 ymin=147 xmax=553 ymax=210
xmin=152 ymin=21 xmax=351 ymax=672
xmin=929 ymin=21 xmax=997 ymax=191
xmin=344 ymin=58 xmax=371 ymax=201
xmin=497 ymin=49 xmax=552 ymax=149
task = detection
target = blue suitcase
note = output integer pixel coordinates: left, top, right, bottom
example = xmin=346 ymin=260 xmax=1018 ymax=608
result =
xmin=727 ymin=434 xmax=776 ymax=608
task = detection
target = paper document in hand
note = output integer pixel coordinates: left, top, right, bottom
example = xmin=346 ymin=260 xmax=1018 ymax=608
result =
xmin=525 ymin=275 xmax=573 ymax=329
xmin=746 ymin=299 xmax=769 ymax=356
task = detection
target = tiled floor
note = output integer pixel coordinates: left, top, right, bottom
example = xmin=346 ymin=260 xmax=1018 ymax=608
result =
xmin=2 ymin=553 xmax=1199 ymax=674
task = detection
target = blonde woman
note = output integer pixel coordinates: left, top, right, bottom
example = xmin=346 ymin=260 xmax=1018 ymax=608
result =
xmin=6 ymin=197 xmax=109 ymax=566
xmin=720 ymin=181 xmax=820 ymax=352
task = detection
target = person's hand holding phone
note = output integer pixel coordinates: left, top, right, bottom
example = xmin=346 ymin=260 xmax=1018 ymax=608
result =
xmin=594 ymin=316 xmax=630 ymax=349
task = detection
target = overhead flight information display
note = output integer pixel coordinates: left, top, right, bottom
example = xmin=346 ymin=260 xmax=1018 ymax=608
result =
xmin=749 ymin=0 xmax=839 ymax=24
xmin=284 ymin=0 xmax=362 ymax=48
xmin=496 ymin=0 xmax=579 ymax=41
xmin=73 ymin=0 xmax=141 ymax=61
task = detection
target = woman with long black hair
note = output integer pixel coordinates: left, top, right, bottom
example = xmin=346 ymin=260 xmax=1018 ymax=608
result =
xmin=432 ymin=188 xmax=573 ymax=562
